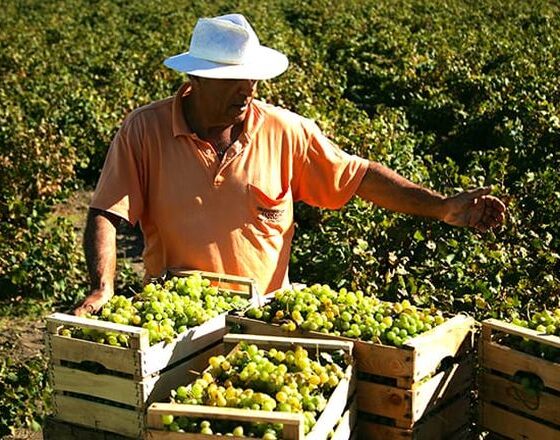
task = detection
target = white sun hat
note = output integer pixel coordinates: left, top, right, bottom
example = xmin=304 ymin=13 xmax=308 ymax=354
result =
xmin=164 ymin=14 xmax=289 ymax=80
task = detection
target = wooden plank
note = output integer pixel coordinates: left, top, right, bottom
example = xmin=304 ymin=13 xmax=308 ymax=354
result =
xmin=168 ymin=269 xmax=257 ymax=298
xmin=481 ymin=340 xmax=560 ymax=392
xmin=483 ymin=319 xmax=560 ymax=349
xmin=405 ymin=315 xmax=474 ymax=383
xmin=44 ymin=416 xmax=136 ymax=440
xmin=411 ymin=394 xmax=470 ymax=440
xmin=142 ymin=314 xmax=228 ymax=376
xmin=147 ymin=402 xmax=304 ymax=426
xmin=49 ymin=334 xmax=140 ymax=375
xmin=53 ymin=393 xmax=142 ymax=439
xmin=357 ymin=393 xmax=470 ymax=440
xmin=51 ymin=364 xmax=139 ymax=406
xmin=357 ymin=381 xmax=412 ymax=422
xmin=410 ymin=357 xmax=473 ymax=422
xmin=353 ymin=340 xmax=413 ymax=381
xmin=331 ymin=397 xmax=358 ymax=440
xmin=480 ymin=372 xmax=560 ymax=426
xmin=143 ymin=343 xmax=226 ymax=405
xmin=223 ymin=333 xmax=354 ymax=352
xmin=480 ymin=402 xmax=560 ymax=440
xmin=46 ymin=313 xmax=149 ymax=349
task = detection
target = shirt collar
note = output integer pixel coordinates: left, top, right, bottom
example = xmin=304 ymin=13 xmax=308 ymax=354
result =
xmin=171 ymin=82 xmax=265 ymax=143
xmin=172 ymin=82 xmax=195 ymax=138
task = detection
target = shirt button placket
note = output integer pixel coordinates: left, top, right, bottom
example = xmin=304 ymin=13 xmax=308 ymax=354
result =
xmin=214 ymin=175 xmax=224 ymax=186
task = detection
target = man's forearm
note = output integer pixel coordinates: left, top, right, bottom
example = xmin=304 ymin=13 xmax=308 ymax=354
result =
xmin=83 ymin=208 xmax=120 ymax=292
xmin=355 ymin=162 xmax=446 ymax=220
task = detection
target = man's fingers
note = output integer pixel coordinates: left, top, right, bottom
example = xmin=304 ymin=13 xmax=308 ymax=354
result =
xmin=73 ymin=299 xmax=100 ymax=316
xmin=467 ymin=186 xmax=492 ymax=199
xmin=468 ymin=197 xmax=485 ymax=228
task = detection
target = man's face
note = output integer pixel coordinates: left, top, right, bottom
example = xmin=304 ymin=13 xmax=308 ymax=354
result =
xmin=191 ymin=77 xmax=258 ymax=127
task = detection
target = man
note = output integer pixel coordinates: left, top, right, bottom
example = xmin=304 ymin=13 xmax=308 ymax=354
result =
xmin=74 ymin=14 xmax=505 ymax=316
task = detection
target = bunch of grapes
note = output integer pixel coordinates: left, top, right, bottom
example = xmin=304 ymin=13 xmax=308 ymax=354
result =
xmin=61 ymin=273 xmax=250 ymax=347
xmin=161 ymin=341 xmax=349 ymax=438
xmin=505 ymin=308 xmax=560 ymax=362
xmin=245 ymin=284 xmax=446 ymax=348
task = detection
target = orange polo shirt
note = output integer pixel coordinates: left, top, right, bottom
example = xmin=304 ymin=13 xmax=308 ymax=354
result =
xmin=91 ymin=83 xmax=370 ymax=293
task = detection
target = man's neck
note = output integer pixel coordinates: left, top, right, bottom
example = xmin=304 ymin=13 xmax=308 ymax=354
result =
xmin=182 ymin=95 xmax=243 ymax=154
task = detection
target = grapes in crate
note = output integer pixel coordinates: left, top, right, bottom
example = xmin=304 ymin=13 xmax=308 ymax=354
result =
xmin=504 ymin=308 xmax=560 ymax=362
xmin=245 ymin=284 xmax=447 ymax=347
xmin=162 ymin=341 xmax=350 ymax=438
xmin=61 ymin=273 xmax=250 ymax=346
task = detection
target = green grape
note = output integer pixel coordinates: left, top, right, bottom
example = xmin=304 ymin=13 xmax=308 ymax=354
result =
xmin=161 ymin=414 xmax=174 ymax=425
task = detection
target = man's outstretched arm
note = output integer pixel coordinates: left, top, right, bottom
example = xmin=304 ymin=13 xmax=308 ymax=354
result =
xmin=74 ymin=208 xmax=121 ymax=316
xmin=356 ymin=162 xmax=506 ymax=231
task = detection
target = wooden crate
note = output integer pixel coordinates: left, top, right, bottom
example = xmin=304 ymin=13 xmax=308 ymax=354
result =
xmin=358 ymin=392 xmax=472 ymax=440
xmin=146 ymin=334 xmax=356 ymax=440
xmin=228 ymin=313 xmax=474 ymax=428
xmin=43 ymin=416 xmax=136 ymax=440
xmin=46 ymin=271 xmax=256 ymax=439
xmin=479 ymin=318 xmax=560 ymax=440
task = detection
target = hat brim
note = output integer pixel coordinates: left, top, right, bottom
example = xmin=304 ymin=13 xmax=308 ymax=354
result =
xmin=164 ymin=46 xmax=288 ymax=80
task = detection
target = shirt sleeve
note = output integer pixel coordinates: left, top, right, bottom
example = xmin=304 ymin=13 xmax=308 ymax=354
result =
xmin=90 ymin=114 xmax=145 ymax=225
xmin=293 ymin=120 xmax=370 ymax=209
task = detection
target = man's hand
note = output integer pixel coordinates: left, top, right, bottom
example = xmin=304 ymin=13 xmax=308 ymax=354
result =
xmin=74 ymin=287 xmax=114 ymax=317
xmin=442 ymin=187 xmax=506 ymax=232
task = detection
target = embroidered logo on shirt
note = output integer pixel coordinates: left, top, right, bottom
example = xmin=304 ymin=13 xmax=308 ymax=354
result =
xmin=257 ymin=206 xmax=285 ymax=223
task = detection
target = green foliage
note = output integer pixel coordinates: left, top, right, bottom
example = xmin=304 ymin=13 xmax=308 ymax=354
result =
xmin=0 ymin=355 xmax=51 ymax=437
xmin=1 ymin=0 xmax=559 ymax=321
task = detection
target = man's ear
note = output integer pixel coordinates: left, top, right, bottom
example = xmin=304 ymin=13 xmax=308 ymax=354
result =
xmin=188 ymin=74 xmax=201 ymax=87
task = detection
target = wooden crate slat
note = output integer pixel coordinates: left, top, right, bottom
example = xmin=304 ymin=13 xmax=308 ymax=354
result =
xmin=168 ymin=269 xmax=257 ymax=299
xmin=481 ymin=340 xmax=560 ymax=392
xmin=143 ymin=343 xmax=226 ymax=405
xmin=223 ymin=333 xmax=354 ymax=352
xmin=47 ymin=312 xmax=148 ymax=337
xmin=49 ymin=334 xmax=140 ymax=375
xmin=227 ymin=314 xmax=324 ymax=339
xmin=483 ymin=318 xmax=560 ymax=349
xmin=142 ymin=314 xmax=228 ymax=376
xmin=54 ymin=393 xmax=142 ymax=439
xmin=51 ymin=364 xmax=140 ymax=407
xmin=481 ymin=402 xmax=560 ymax=440
xmin=43 ymin=416 xmax=136 ymax=440
xmin=330 ymin=397 xmax=358 ymax=440
xmin=353 ymin=340 xmax=413 ymax=380
xmin=405 ymin=315 xmax=474 ymax=383
xmin=358 ymin=393 xmax=470 ymax=440
xmin=480 ymin=371 xmax=560 ymax=426
xmin=357 ymin=381 xmax=411 ymax=421
xmin=148 ymin=402 xmax=304 ymax=424
xmin=410 ymin=357 xmax=473 ymax=422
